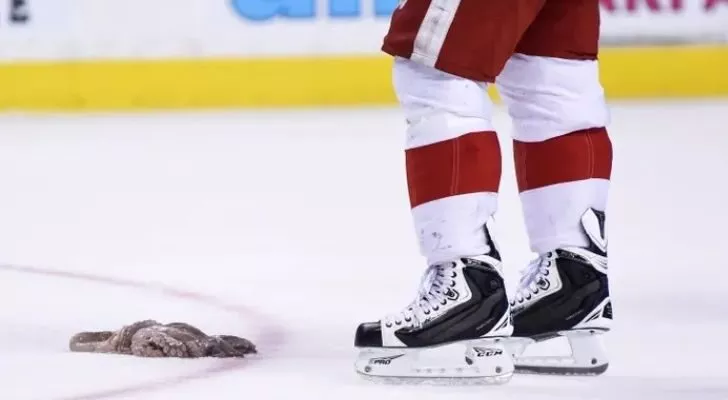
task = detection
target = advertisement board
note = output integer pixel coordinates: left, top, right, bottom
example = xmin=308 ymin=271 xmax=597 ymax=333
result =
xmin=600 ymin=0 xmax=728 ymax=44
xmin=0 ymin=0 xmax=725 ymax=109
xmin=0 ymin=0 xmax=725 ymax=60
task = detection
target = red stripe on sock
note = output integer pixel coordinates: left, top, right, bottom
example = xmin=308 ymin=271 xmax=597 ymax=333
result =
xmin=406 ymin=132 xmax=501 ymax=208
xmin=514 ymin=127 xmax=612 ymax=192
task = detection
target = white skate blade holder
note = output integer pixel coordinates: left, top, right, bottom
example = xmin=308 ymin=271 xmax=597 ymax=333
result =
xmin=509 ymin=329 xmax=609 ymax=375
xmin=355 ymin=337 xmax=513 ymax=385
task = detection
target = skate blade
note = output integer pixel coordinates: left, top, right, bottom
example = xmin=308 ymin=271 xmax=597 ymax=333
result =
xmin=357 ymin=371 xmax=513 ymax=386
xmin=515 ymin=363 xmax=608 ymax=376
xmin=509 ymin=329 xmax=609 ymax=376
xmin=355 ymin=337 xmax=513 ymax=385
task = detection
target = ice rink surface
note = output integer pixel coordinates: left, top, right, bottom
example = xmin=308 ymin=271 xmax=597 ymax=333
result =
xmin=0 ymin=100 xmax=727 ymax=400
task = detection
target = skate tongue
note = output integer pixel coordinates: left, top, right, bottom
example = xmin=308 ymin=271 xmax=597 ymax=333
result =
xmin=420 ymin=263 xmax=444 ymax=289
xmin=391 ymin=263 xmax=453 ymax=327
xmin=416 ymin=264 xmax=447 ymax=305
xmin=465 ymin=255 xmax=503 ymax=274
xmin=520 ymin=258 xmax=543 ymax=286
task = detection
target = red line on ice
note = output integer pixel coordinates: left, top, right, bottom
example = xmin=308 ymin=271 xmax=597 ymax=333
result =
xmin=0 ymin=263 xmax=286 ymax=400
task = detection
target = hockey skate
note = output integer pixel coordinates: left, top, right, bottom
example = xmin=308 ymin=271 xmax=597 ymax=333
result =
xmin=354 ymin=236 xmax=514 ymax=384
xmin=508 ymin=208 xmax=612 ymax=376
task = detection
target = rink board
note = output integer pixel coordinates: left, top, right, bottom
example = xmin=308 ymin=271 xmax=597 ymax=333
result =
xmin=1 ymin=0 xmax=727 ymax=109
xmin=1 ymin=45 xmax=727 ymax=110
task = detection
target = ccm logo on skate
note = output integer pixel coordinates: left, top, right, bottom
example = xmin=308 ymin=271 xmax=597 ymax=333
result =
xmin=473 ymin=347 xmax=503 ymax=357
xmin=369 ymin=354 xmax=404 ymax=365
xmin=537 ymin=278 xmax=550 ymax=290
xmin=444 ymin=288 xmax=459 ymax=301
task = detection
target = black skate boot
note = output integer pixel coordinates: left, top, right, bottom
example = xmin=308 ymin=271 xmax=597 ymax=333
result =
xmin=354 ymin=228 xmax=513 ymax=384
xmin=508 ymin=208 xmax=612 ymax=376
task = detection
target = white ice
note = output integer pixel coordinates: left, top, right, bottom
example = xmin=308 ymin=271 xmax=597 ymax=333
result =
xmin=0 ymin=100 xmax=727 ymax=400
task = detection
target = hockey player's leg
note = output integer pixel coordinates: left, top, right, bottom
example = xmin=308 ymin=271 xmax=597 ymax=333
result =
xmin=495 ymin=0 xmax=613 ymax=376
xmin=353 ymin=57 xmax=513 ymax=384
xmin=355 ymin=0 xmax=550 ymax=383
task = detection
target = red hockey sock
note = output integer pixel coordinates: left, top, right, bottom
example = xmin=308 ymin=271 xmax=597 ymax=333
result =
xmin=514 ymin=127 xmax=612 ymax=192
xmin=406 ymin=131 xmax=501 ymax=208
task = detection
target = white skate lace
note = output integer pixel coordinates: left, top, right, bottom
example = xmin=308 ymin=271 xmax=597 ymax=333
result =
xmin=383 ymin=262 xmax=458 ymax=329
xmin=512 ymin=251 xmax=556 ymax=305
